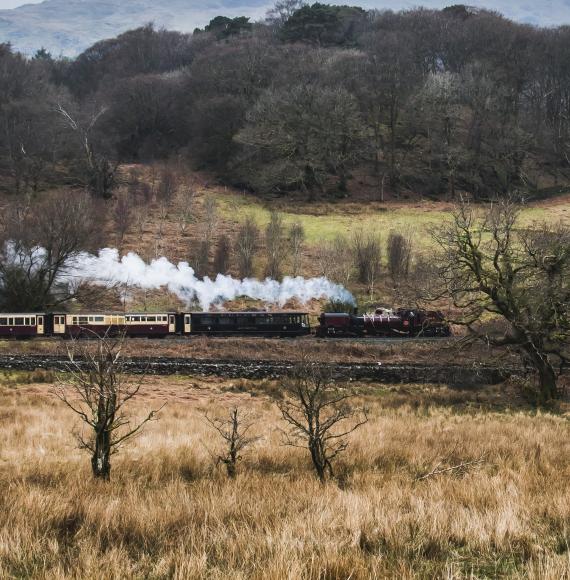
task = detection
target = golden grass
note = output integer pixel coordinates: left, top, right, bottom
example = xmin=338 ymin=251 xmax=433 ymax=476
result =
xmin=1 ymin=378 xmax=570 ymax=578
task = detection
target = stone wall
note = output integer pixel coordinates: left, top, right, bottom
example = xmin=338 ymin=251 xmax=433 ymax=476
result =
xmin=0 ymin=355 xmax=515 ymax=387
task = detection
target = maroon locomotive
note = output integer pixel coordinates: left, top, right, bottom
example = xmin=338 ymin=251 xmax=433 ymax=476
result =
xmin=316 ymin=307 xmax=451 ymax=338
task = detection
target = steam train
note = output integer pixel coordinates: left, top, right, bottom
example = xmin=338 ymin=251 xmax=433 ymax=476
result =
xmin=0 ymin=308 xmax=450 ymax=339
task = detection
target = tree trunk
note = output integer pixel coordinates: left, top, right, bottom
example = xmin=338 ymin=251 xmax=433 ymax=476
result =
xmin=536 ymin=359 xmax=558 ymax=403
xmin=309 ymin=440 xmax=326 ymax=483
xmin=91 ymin=429 xmax=111 ymax=480
xmin=524 ymin=346 xmax=559 ymax=403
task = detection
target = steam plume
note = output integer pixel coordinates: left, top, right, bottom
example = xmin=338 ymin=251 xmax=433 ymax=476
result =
xmin=67 ymin=248 xmax=355 ymax=310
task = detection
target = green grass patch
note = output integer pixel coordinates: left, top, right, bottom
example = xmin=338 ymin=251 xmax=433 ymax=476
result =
xmin=217 ymin=192 xmax=570 ymax=248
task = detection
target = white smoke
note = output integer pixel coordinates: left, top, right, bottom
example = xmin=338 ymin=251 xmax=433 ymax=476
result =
xmin=65 ymin=248 xmax=355 ymax=310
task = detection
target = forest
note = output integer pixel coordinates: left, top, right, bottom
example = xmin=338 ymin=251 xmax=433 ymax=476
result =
xmin=2 ymin=2 xmax=570 ymax=202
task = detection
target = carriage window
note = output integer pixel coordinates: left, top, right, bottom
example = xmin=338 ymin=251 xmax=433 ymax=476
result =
xmin=219 ymin=316 xmax=234 ymax=326
xmin=72 ymin=317 xmax=78 ymax=325
xmin=78 ymin=316 xmax=89 ymax=325
xmin=185 ymin=315 xmax=190 ymax=323
xmin=24 ymin=317 xmax=30 ymax=326
xmin=201 ymin=316 xmax=214 ymax=326
xmin=31 ymin=317 xmax=36 ymax=325
xmin=14 ymin=317 xmax=24 ymax=325
xmin=147 ymin=316 xmax=156 ymax=322
xmin=0 ymin=318 xmax=6 ymax=325
xmin=8 ymin=318 xmax=13 ymax=326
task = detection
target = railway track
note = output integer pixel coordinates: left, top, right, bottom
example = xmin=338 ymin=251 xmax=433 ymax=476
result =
xmin=0 ymin=335 xmax=457 ymax=344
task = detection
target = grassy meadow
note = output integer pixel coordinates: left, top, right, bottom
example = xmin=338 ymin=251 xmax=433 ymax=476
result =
xmin=1 ymin=372 xmax=570 ymax=579
xmin=213 ymin=189 xmax=570 ymax=246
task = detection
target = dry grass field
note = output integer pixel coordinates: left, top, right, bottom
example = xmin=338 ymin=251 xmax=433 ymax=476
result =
xmin=1 ymin=373 xmax=570 ymax=579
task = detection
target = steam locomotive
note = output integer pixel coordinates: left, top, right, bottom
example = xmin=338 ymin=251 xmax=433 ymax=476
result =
xmin=316 ymin=308 xmax=451 ymax=338
xmin=0 ymin=308 xmax=450 ymax=339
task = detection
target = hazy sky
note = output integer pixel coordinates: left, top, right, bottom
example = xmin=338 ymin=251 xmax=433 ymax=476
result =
xmin=1 ymin=0 xmax=569 ymax=27
xmin=0 ymin=0 xmax=42 ymax=8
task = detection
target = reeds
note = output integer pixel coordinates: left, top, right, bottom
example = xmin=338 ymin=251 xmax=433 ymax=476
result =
xmin=0 ymin=381 xmax=569 ymax=578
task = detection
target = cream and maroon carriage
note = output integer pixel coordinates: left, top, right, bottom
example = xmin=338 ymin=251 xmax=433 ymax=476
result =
xmin=0 ymin=313 xmax=46 ymax=339
xmin=51 ymin=313 xmax=176 ymax=338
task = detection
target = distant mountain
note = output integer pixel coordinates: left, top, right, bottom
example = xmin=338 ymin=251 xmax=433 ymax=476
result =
xmin=0 ymin=0 xmax=270 ymax=56
xmin=1 ymin=0 xmax=569 ymax=58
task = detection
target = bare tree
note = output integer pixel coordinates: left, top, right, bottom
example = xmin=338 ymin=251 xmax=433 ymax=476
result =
xmin=178 ymin=180 xmax=196 ymax=236
xmin=133 ymin=206 xmax=148 ymax=237
xmin=316 ymin=235 xmax=353 ymax=285
xmin=0 ymin=191 xmax=102 ymax=311
xmin=289 ymin=221 xmax=305 ymax=277
xmin=213 ymin=234 xmax=232 ymax=274
xmin=235 ymin=215 xmax=259 ymax=278
xmin=387 ymin=230 xmax=413 ymax=283
xmin=54 ymin=333 xmax=163 ymax=480
xmin=193 ymin=239 xmax=210 ymax=278
xmin=156 ymin=202 xmax=169 ymax=241
xmin=56 ymin=103 xmax=117 ymax=199
xmin=203 ymin=195 xmax=219 ymax=241
xmin=430 ymin=197 xmax=570 ymax=403
xmin=278 ymin=357 xmax=368 ymax=483
xmin=155 ymin=165 xmax=178 ymax=203
xmin=204 ymin=407 xmax=260 ymax=478
xmin=265 ymin=210 xmax=288 ymax=279
xmin=114 ymin=192 xmax=133 ymax=248
xmin=352 ymin=232 xmax=382 ymax=298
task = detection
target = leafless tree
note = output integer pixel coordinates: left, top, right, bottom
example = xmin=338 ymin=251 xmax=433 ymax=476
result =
xmin=156 ymin=165 xmax=178 ymax=203
xmin=203 ymin=195 xmax=219 ymax=240
xmin=213 ymin=234 xmax=232 ymax=274
xmin=204 ymin=407 xmax=260 ymax=478
xmin=114 ymin=192 xmax=133 ymax=248
xmin=289 ymin=221 xmax=305 ymax=277
xmin=133 ymin=206 xmax=148 ymax=237
xmin=278 ymin=357 xmax=368 ymax=483
xmin=192 ymin=239 xmax=210 ymax=278
xmin=178 ymin=180 xmax=196 ymax=236
xmin=56 ymin=103 xmax=117 ymax=199
xmin=265 ymin=210 xmax=288 ymax=279
xmin=156 ymin=202 xmax=169 ymax=241
xmin=387 ymin=230 xmax=413 ymax=283
xmin=429 ymin=197 xmax=570 ymax=403
xmin=235 ymin=215 xmax=259 ymax=278
xmin=316 ymin=235 xmax=353 ymax=285
xmin=0 ymin=190 xmax=102 ymax=311
xmin=352 ymin=232 xmax=382 ymax=298
xmin=54 ymin=333 xmax=163 ymax=480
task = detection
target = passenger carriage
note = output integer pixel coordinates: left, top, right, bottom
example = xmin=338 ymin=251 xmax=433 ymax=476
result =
xmin=181 ymin=311 xmax=311 ymax=337
xmin=52 ymin=313 xmax=176 ymax=338
xmin=0 ymin=313 xmax=45 ymax=339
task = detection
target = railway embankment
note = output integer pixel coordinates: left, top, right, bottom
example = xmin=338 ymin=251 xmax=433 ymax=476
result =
xmin=0 ymin=355 xmax=517 ymax=387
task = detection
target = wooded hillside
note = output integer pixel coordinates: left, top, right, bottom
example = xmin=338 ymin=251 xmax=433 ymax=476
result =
xmin=2 ymin=3 xmax=570 ymax=201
